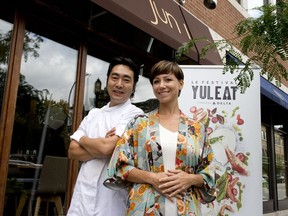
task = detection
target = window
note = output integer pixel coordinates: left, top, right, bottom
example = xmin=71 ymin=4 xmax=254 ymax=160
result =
xmin=262 ymin=129 xmax=267 ymax=141
xmin=247 ymin=0 xmax=275 ymax=18
xmin=0 ymin=19 xmax=13 ymax=112
xmin=274 ymin=130 xmax=287 ymax=200
xmin=262 ymin=125 xmax=270 ymax=201
xmin=5 ymin=32 xmax=78 ymax=215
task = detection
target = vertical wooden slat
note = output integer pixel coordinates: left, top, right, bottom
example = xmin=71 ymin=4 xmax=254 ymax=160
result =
xmin=65 ymin=42 xmax=87 ymax=213
xmin=0 ymin=10 xmax=25 ymax=215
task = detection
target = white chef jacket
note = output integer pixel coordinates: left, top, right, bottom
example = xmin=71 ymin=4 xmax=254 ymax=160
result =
xmin=67 ymin=99 xmax=143 ymax=216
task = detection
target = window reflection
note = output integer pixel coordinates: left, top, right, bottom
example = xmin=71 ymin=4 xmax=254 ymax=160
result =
xmin=262 ymin=125 xmax=269 ymax=201
xmin=5 ymin=34 xmax=77 ymax=215
xmin=84 ymin=55 xmax=157 ymax=114
xmin=13 ymin=36 xmax=77 ymax=160
xmin=247 ymin=1 xmax=265 ymax=18
xmin=131 ymin=67 xmax=157 ymax=112
xmin=84 ymin=55 xmax=109 ymax=113
xmin=0 ymin=19 xmax=13 ymax=111
xmin=275 ymin=129 xmax=287 ymax=200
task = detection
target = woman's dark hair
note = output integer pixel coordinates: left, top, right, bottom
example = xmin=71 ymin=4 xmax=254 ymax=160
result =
xmin=149 ymin=60 xmax=184 ymax=84
xmin=106 ymin=56 xmax=140 ymax=89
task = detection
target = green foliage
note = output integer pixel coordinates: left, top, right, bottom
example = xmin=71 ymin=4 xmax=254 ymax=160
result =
xmin=176 ymin=1 xmax=288 ymax=93
xmin=0 ymin=31 xmax=11 ymax=64
xmin=23 ymin=31 xmax=43 ymax=62
xmin=177 ymin=38 xmax=254 ymax=93
xmin=235 ymin=1 xmax=288 ymax=82
xmin=0 ymin=30 xmax=43 ymax=64
xmin=0 ymin=28 xmax=44 ymax=121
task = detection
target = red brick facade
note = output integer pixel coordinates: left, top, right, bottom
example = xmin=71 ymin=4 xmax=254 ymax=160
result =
xmin=183 ymin=0 xmax=288 ymax=88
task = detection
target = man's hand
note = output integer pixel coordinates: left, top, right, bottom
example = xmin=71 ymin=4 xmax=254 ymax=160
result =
xmin=68 ymin=140 xmax=94 ymax=161
xmin=68 ymin=127 xmax=119 ymax=161
xmin=79 ymin=134 xmax=120 ymax=158
xmin=105 ymin=127 xmax=116 ymax=138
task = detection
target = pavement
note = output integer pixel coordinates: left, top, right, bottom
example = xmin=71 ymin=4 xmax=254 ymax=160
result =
xmin=264 ymin=210 xmax=288 ymax=216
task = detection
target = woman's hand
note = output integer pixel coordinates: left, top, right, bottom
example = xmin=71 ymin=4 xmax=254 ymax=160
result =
xmin=158 ymin=169 xmax=204 ymax=198
xmin=149 ymin=172 xmax=169 ymax=194
xmin=127 ymin=169 xmax=175 ymax=200
xmin=146 ymin=172 xmax=176 ymax=202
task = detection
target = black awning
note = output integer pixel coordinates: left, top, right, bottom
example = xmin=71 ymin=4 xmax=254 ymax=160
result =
xmin=261 ymin=76 xmax=288 ymax=110
xmin=90 ymin=0 xmax=222 ymax=65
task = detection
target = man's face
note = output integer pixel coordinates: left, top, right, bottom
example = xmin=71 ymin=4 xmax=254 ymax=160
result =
xmin=107 ymin=64 xmax=135 ymax=107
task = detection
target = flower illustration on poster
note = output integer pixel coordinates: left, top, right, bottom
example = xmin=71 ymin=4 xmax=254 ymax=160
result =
xmin=179 ymin=66 xmax=262 ymax=216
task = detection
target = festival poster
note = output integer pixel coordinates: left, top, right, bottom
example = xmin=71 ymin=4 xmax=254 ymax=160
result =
xmin=179 ymin=66 xmax=262 ymax=215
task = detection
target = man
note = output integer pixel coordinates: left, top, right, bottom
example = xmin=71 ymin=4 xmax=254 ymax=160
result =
xmin=67 ymin=57 xmax=143 ymax=216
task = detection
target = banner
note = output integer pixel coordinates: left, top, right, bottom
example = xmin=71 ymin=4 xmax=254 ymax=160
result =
xmin=179 ymin=66 xmax=262 ymax=215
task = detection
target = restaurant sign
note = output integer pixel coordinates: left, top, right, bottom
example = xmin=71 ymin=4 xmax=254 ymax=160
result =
xmin=90 ymin=0 xmax=222 ymax=65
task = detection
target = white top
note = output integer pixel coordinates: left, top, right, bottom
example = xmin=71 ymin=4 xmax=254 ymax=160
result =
xmin=159 ymin=124 xmax=178 ymax=216
xmin=67 ymin=100 xmax=143 ymax=216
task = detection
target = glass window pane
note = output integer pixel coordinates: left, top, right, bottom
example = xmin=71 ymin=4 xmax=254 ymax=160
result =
xmin=5 ymin=33 xmax=77 ymax=215
xmin=0 ymin=19 xmax=13 ymax=111
xmin=262 ymin=125 xmax=270 ymax=201
xmin=275 ymin=130 xmax=287 ymax=200
xmin=84 ymin=55 xmax=156 ymax=114
xmin=247 ymin=0 xmax=265 ymax=18
xmin=1 ymin=18 xmax=14 ymax=216
xmin=84 ymin=55 xmax=109 ymax=113
xmin=131 ymin=72 xmax=157 ymax=112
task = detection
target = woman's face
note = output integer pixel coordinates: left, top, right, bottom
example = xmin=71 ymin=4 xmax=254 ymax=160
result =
xmin=152 ymin=73 xmax=183 ymax=104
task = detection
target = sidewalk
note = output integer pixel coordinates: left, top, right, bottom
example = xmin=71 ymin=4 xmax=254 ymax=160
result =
xmin=264 ymin=210 xmax=288 ymax=216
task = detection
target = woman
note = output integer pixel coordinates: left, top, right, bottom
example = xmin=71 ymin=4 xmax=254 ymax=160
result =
xmin=105 ymin=60 xmax=215 ymax=215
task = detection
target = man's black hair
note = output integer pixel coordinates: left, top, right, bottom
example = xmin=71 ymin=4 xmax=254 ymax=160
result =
xmin=106 ymin=56 xmax=140 ymax=87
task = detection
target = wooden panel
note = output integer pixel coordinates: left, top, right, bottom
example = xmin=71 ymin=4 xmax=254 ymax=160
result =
xmin=0 ymin=10 xmax=25 ymax=214
xmin=65 ymin=42 xmax=87 ymax=213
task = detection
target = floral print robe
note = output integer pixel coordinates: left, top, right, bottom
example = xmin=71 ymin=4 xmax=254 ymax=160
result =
xmin=105 ymin=109 xmax=215 ymax=216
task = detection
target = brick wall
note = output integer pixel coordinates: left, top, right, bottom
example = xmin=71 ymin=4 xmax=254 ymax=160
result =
xmin=181 ymin=0 xmax=288 ymax=88
xmin=184 ymin=0 xmax=244 ymax=44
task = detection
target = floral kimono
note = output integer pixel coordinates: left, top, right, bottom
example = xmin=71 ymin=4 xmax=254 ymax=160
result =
xmin=104 ymin=109 xmax=215 ymax=216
